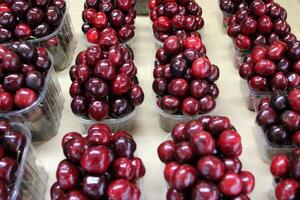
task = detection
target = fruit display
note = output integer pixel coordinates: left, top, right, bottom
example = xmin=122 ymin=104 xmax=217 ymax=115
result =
xmin=254 ymin=88 xmax=300 ymax=162
xmin=218 ymin=0 xmax=247 ymax=27
xmin=0 ymin=0 xmax=76 ymax=71
xmin=149 ymin=0 xmax=204 ymax=43
xmin=0 ymin=119 xmax=48 ymax=200
xmin=0 ymin=44 xmax=64 ymax=141
xmin=153 ymin=35 xmax=219 ymax=131
xmin=69 ymin=44 xmax=144 ymax=131
xmin=51 ymin=124 xmax=145 ymax=200
xmin=270 ymin=149 xmax=300 ymax=200
xmin=158 ymin=116 xmax=255 ymax=199
xmin=82 ymin=0 xmax=136 ymax=45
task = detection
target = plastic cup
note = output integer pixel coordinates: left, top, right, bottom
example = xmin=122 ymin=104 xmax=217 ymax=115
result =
xmin=0 ymin=55 xmax=65 ymax=141
xmin=9 ymin=123 xmax=48 ymax=200
xmin=77 ymin=109 xmax=137 ymax=134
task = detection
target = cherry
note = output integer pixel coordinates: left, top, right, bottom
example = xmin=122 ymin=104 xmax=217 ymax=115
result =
xmin=0 ymin=91 xmax=14 ymax=112
xmin=288 ymin=89 xmax=300 ymax=112
xmin=174 ymin=141 xmax=193 ymax=163
xmin=93 ymin=12 xmax=108 ymax=29
xmin=163 ymin=36 xmax=182 ymax=55
xmin=113 ymin=136 xmax=136 ymax=158
xmin=219 ymin=173 xmax=243 ymax=197
xmin=88 ymin=100 xmax=109 ymax=121
xmin=239 ymin=171 xmax=255 ymax=194
xmin=171 ymin=164 xmax=197 ymax=190
xmin=63 ymin=138 xmax=88 ymax=163
xmin=270 ymin=154 xmax=289 ymax=178
xmin=14 ymin=88 xmax=37 ymax=108
xmin=181 ymin=97 xmax=199 ymax=116
xmin=113 ymin=157 xmax=134 ymax=180
xmin=82 ymin=175 xmax=107 ymax=199
xmin=131 ymin=157 xmax=145 ymax=180
xmin=190 ymin=130 xmax=215 ymax=155
xmin=50 ymin=182 xmax=66 ymax=200
xmin=197 ymin=155 xmax=225 ymax=181
xmin=191 ymin=57 xmax=212 ymax=79
xmin=56 ymin=160 xmax=79 ymax=190
xmin=167 ymin=78 xmax=189 ymax=97
xmin=65 ymin=190 xmax=88 ymax=200
xmin=207 ymin=116 xmax=231 ymax=135
xmin=164 ymin=162 xmax=179 ymax=184
xmin=0 ymin=157 xmax=18 ymax=183
xmin=86 ymin=129 xmax=111 ymax=146
xmin=61 ymin=132 xmax=82 ymax=147
xmin=218 ymin=130 xmax=241 ymax=157
xmin=191 ymin=181 xmax=219 ymax=200
xmin=107 ymin=179 xmax=134 ymax=200
xmin=157 ymin=140 xmax=175 ymax=163
xmin=166 ymin=187 xmax=185 ymax=200
xmin=275 ymin=179 xmax=299 ymax=200
xmin=112 ymin=74 xmax=132 ymax=95
xmin=256 ymin=107 xmax=278 ymax=127
xmin=266 ymin=125 xmax=289 ymax=145
xmin=80 ymin=145 xmax=112 ymax=174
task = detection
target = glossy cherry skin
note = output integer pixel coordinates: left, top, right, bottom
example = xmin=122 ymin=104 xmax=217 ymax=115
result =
xmin=25 ymin=71 xmax=44 ymax=92
xmin=171 ymin=123 xmax=187 ymax=142
xmin=113 ymin=136 xmax=136 ymax=158
xmin=112 ymin=74 xmax=132 ymax=95
xmin=218 ymin=130 xmax=241 ymax=157
xmin=290 ymin=159 xmax=300 ymax=181
xmin=128 ymin=85 xmax=144 ymax=106
xmin=183 ymin=36 xmax=203 ymax=51
xmin=63 ymin=138 xmax=88 ymax=162
xmin=86 ymin=129 xmax=111 ymax=146
xmin=190 ymin=79 xmax=208 ymax=99
xmin=163 ymin=36 xmax=182 ymax=55
xmin=131 ymin=157 xmax=145 ymax=180
xmin=190 ymin=130 xmax=215 ymax=155
xmin=166 ymin=187 xmax=184 ymax=200
xmin=71 ymin=96 xmax=88 ymax=116
xmin=191 ymin=57 xmax=212 ymax=79
xmin=219 ymin=173 xmax=243 ymax=197
xmin=0 ymin=157 xmax=18 ymax=183
xmin=50 ymin=182 xmax=66 ymax=200
xmin=240 ymin=171 xmax=255 ymax=194
xmin=56 ymin=160 xmax=79 ymax=190
xmin=88 ymin=100 xmax=109 ymax=121
xmin=288 ymin=89 xmax=300 ymax=112
xmin=207 ymin=116 xmax=231 ymax=135
xmin=224 ymin=158 xmax=242 ymax=174
xmin=174 ymin=141 xmax=193 ymax=164
xmin=86 ymin=28 xmax=100 ymax=44
xmin=65 ymin=190 xmax=88 ymax=200
xmin=197 ymin=155 xmax=225 ymax=181
xmin=292 ymin=131 xmax=300 ymax=146
xmin=275 ymin=179 xmax=300 ymax=200
xmin=270 ymin=154 xmax=289 ymax=178
xmin=113 ymin=157 xmax=134 ymax=180
xmin=171 ymin=164 xmax=197 ymax=190
xmin=280 ymin=110 xmax=300 ymax=132
xmin=199 ymin=95 xmax=216 ymax=113
xmin=82 ymin=175 xmax=107 ymax=199
xmin=14 ymin=88 xmax=37 ymax=108
xmin=181 ymin=97 xmax=200 ymax=116
xmin=167 ymin=78 xmax=189 ymax=97
xmin=157 ymin=140 xmax=175 ymax=163
xmin=94 ymin=59 xmax=115 ymax=81
xmin=107 ymin=179 xmax=134 ymax=200
xmin=256 ymin=107 xmax=278 ymax=127
xmin=61 ymin=132 xmax=82 ymax=147
xmin=80 ymin=145 xmax=112 ymax=174
xmin=2 ymin=130 xmax=25 ymax=153
xmin=191 ymin=181 xmax=219 ymax=200
xmin=0 ymin=91 xmax=14 ymax=112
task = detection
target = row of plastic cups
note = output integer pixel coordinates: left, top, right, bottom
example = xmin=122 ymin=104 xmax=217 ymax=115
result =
xmin=0 ymin=54 xmax=65 ymax=142
xmin=8 ymin=123 xmax=48 ymax=200
xmin=2 ymin=0 xmax=76 ymax=72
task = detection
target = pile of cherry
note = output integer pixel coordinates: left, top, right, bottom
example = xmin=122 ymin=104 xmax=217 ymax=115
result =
xmin=0 ymin=119 xmax=27 ymax=200
xmin=51 ymin=124 xmax=145 ymax=200
xmin=256 ymin=88 xmax=300 ymax=147
xmin=0 ymin=44 xmax=51 ymax=113
xmin=158 ymin=116 xmax=255 ymax=199
xmin=153 ymin=35 xmax=220 ymax=115
xmin=82 ymin=0 xmax=136 ymax=44
xmin=149 ymin=0 xmax=204 ymax=43
xmin=70 ymin=43 xmax=144 ymax=121
xmin=0 ymin=0 xmax=66 ymax=42
xmin=270 ymin=149 xmax=300 ymax=200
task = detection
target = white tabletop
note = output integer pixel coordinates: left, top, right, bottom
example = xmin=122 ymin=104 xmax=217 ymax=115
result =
xmin=35 ymin=0 xmax=300 ymax=199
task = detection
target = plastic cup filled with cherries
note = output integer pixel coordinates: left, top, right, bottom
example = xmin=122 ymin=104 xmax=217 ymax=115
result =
xmin=158 ymin=116 xmax=255 ymax=199
xmin=0 ymin=0 xmax=76 ymax=71
xmin=0 ymin=44 xmax=64 ymax=141
xmin=270 ymin=149 xmax=300 ymax=200
xmin=149 ymin=0 xmax=204 ymax=44
xmin=255 ymin=88 xmax=300 ymax=163
xmin=69 ymin=44 xmax=144 ymax=132
xmin=0 ymin=119 xmax=48 ymax=200
xmin=82 ymin=0 xmax=136 ymax=45
xmin=153 ymin=35 xmax=220 ymax=131
xmin=51 ymin=124 xmax=145 ymax=200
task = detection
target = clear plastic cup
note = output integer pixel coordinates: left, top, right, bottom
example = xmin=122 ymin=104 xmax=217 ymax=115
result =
xmin=9 ymin=122 xmax=48 ymax=200
xmin=0 ymin=55 xmax=65 ymax=141
xmin=240 ymin=80 xmax=270 ymax=111
xmin=154 ymin=97 xmax=218 ymax=132
xmin=253 ymin=123 xmax=294 ymax=164
xmin=222 ymin=12 xmax=233 ymax=28
xmin=4 ymin=0 xmax=76 ymax=72
xmin=77 ymin=109 xmax=137 ymax=134
xmin=135 ymin=0 xmax=149 ymax=15
xmin=233 ymin=42 xmax=251 ymax=69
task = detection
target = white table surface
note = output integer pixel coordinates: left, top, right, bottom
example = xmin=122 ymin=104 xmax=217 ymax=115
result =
xmin=34 ymin=0 xmax=300 ymax=199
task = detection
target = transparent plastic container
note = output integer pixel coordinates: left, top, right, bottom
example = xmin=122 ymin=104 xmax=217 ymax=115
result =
xmin=154 ymin=97 xmax=217 ymax=132
xmin=5 ymin=0 xmax=76 ymax=71
xmin=9 ymin=122 xmax=48 ymax=200
xmin=222 ymin=12 xmax=232 ymax=28
xmin=253 ymin=123 xmax=294 ymax=164
xmin=240 ymin=80 xmax=270 ymax=111
xmin=135 ymin=0 xmax=149 ymax=15
xmin=0 ymin=55 xmax=65 ymax=141
xmin=233 ymin=43 xmax=251 ymax=69
xmin=77 ymin=109 xmax=137 ymax=134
